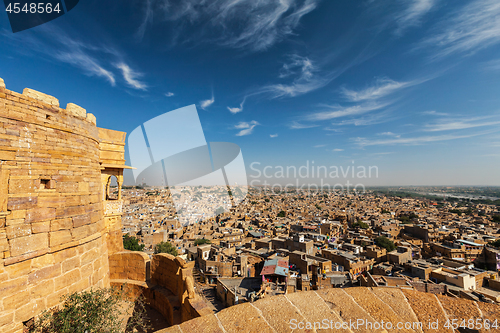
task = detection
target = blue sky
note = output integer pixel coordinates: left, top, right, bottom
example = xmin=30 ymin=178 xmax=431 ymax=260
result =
xmin=1 ymin=0 xmax=500 ymax=186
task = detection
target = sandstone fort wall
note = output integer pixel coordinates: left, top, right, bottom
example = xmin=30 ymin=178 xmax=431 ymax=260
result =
xmin=0 ymin=79 xmax=111 ymax=333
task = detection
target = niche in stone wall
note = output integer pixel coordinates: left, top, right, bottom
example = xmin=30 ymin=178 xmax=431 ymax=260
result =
xmin=106 ymin=175 xmax=119 ymax=200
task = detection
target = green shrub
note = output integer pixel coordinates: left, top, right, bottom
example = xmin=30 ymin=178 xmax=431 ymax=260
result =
xmin=154 ymin=241 xmax=178 ymax=256
xmin=375 ymin=236 xmax=396 ymax=252
xmin=490 ymin=239 xmax=500 ymax=248
xmin=123 ymin=235 xmax=144 ymax=252
xmin=194 ymin=238 xmax=211 ymax=246
xmin=28 ymin=288 xmax=150 ymax=333
xmin=352 ymin=221 xmax=369 ymax=229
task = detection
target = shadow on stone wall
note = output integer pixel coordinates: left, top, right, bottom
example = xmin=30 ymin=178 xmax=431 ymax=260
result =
xmin=109 ymin=251 xmax=212 ymax=328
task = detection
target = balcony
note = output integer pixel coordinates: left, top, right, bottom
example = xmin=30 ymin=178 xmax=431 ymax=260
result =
xmin=105 ymin=199 xmax=123 ymax=216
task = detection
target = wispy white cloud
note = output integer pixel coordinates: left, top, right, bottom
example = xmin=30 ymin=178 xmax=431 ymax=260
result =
xmin=369 ymin=152 xmax=395 ymax=156
xmin=395 ymin=0 xmax=437 ymax=33
xmin=115 ymin=63 xmax=147 ymax=90
xmin=332 ymin=148 xmax=344 ymax=152
xmin=354 ymin=132 xmax=485 ymax=147
xmin=228 ymin=106 xmax=242 ymax=114
xmin=378 ymin=132 xmax=400 ymax=137
xmin=146 ymin=0 xmax=320 ymax=51
xmin=56 ymin=51 xmax=116 ymax=86
xmin=288 ymin=121 xmax=319 ymax=129
xmin=253 ymin=55 xmax=333 ymax=99
xmin=135 ymin=0 xmax=153 ymax=41
xmin=341 ymin=77 xmax=418 ymax=102
xmin=421 ymin=110 xmax=449 ymax=116
xmin=235 ymin=120 xmax=260 ymax=136
xmin=423 ymin=116 xmax=500 ymax=131
xmin=228 ymin=97 xmax=246 ymax=114
xmin=314 ymin=144 xmax=326 ymax=148
xmin=2 ymin=26 xmax=144 ymax=89
xmin=483 ymin=59 xmax=500 ymax=71
xmin=323 ymin=127 xmax=342 ymax=132
xmin=306 ymin=102 xmax=389 ymax=121
xmin=165 ymin=92 xmax=175 ymax=97
xmin=200 ymin=98 xmax=214 ymax=109
xmin=422 ymin=0 xmax=500 ymax=58
xmin=200 ymin=90 xmax=215 ymax=110
xmin=270 ymin=134 xmax=278 ymax=138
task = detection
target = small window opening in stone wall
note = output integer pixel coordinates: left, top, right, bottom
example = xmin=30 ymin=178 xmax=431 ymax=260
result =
xmin=107 ymin=175 xmax=119 ymax=200
xmin=40 ymin=178 xmax=51 ymax=189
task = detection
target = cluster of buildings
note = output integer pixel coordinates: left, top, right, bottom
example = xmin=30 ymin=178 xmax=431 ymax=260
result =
xmin=121 ymin=187 xmax=500 ymax=309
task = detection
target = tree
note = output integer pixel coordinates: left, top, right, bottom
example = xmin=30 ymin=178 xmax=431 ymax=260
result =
xmin=28 ymin=288 xmax=150 ymax=333
xmin=194 ymin=238 xmax=211 ymax=246
xmin=489 ymin=239 xmax=500 ymax=248
xmin=277 ymin=210 xmax=286 ymax=218
xmin=375 ymin=236 xmax=396 ymax=252
xmin=449 ymin=209 xmax=462 ymax=216
xmin=352 ymin=221 xmax=369 ymax=229
xmin=154 ymin=241 xmax=178 ymax=256
xmin=215 ymin=206 xmax=225 ymax=215
xmin=492 ymin=215 xmax=500 ymax=223
xmin=123 ymin=234 xmax=144 ymax=251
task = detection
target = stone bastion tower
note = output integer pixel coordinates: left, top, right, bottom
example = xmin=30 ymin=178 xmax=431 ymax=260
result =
xmin=0 ymin=78 xmax=210 ymax=332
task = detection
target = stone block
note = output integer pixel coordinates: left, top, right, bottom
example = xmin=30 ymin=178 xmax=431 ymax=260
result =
xmin=54 ymin=268 xmax=81 ymax=291
xmin=30 ymin=253 xmax=54 ymax=270
xmin=71 ymin=225 xmax=91 ymax=241
xmin=46 ymin=288 xmax=67 ymax=308
xmin=5 ymin=224 xmax=31 ymax=239
xmin=3 ymin=290 xmax=29 ymax=311
xmin=62 ymin=256 xmax=80 ymax=273
xmin=5 ymin=260 xmax=31 ymax=279
xmin=0 ymin=276 xmax=28 ymax=295
xmin=72 ymin=213 xmax=91 ymax=228
xmin=25 ymin=207 xmax=56 ymax=223
xmin=14 ymin=298 xmax=45 ymax=323
xmin=22 ymin=88 xmax=59 ymax=107
xmin=86 ymin=113 xmax=96 ymax=125
xmin=49 ymin=230 xmax=72 ymax=247
xmin=66 ymin=103 xmax=86 ymax=118
xmin=0 ymin=77 xmax=5 ymax=89
xmin=0 ymin=150 xmax=16 ymax=161
xmin=8 ymin=179 xmax=35 ymax=194
xmin=7 ymin=197 xmax=37 ymax=210
xmin=68 ymin=276 xmax=89 ymax=294
xmin=0 ymin=169 xmax=9 ymax=211
xmin=27 ymin=263 xmax=61 ymax=283
xmin=37 ymin=196 xmax=64 ymax=209
xmin=9 ymin=233 xmax=48 ymax=257
xmin=81 ymin=248 xmax=99 ymax=265
xmin=0 ymin=312 xmax=14 ymax=327
xmin=31 ymin=221 xmax=50 ymax=234
xmin=53 ymin=247 xmax=77 ymax=263
xmin=50 ymin=218 xmax=72 ymax=231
